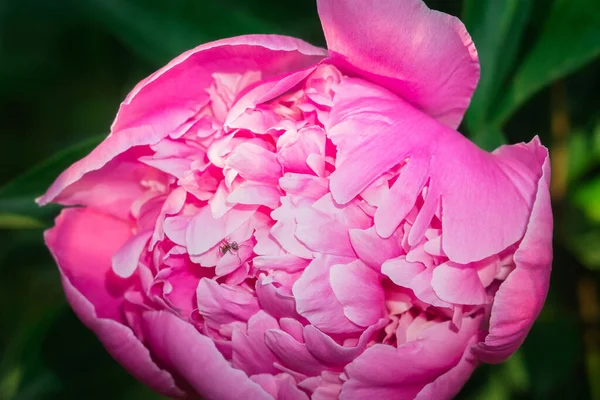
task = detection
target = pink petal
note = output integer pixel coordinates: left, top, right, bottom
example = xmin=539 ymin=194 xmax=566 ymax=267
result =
xmin=232 ymin=311 xmax=281 ymax=375
xmin=407 ymin=186 xmax=438 ymax=246
xmin=117 ymin=35 xmax=326 ymax=133
xmin=411 ymin=268 xmax=450 ymax=308
xmin=475 ymin=255 xmax=501 ymax=287
xmin=474 ymin=143 xmax=552 ymax=363
xmin=45 ymin=208 xmax=132 ymax=322
xmin=271 ymin=198 xmax=314 ymax=259
xmin=36 ymin=136 xmax=168 ymax=211
xmin=415 ymin=334 xmax=481 ymax=399
xmin=138 ymin=156 xmax=192 ymax=179
xmin=208 ymin=71 xmax=263 ymax=122
xmin=207 ymin=134 xmax=238 ymax=169
xmin=349 ymin=226 xmax=402 ymax=271
xmin=277 ymin=126 xmax=326 ymax=174
xmin=39 ymin=154 xmax=165 ymax=220
xmin=383 ymin=259 xmax=449 ymax=308
xmin=306 ymin=153 xmax=327 ymax=177
xmin=405 ymin=241 xmax=435 ymax=268
xmin=196 ymin=278 xmax=260 ymax=328
xmin=256 ymin=278 xmax=301 ymax=320
xmin=431 ymin=262 xmax=488 ymax=305
xmin=112 ymin=231 xmax=152 ymax=278
xmin=271 ymin=220 xmax=314 ymax=259
xmin=160 ymin=263 xmax=209 ymax=317
xmin=295 ymin=206 xmax=356 ymax=257
xmin=292 ymin=256 xmax=362 ymax=335
xmin=253 ymin=221 xmax=285 ymax=256
xmin=141 ymin=311 xmax=272 ymax=400
xmin=381 ymin=257 xmax=426 ymax=288
xmin=209 ymin=180 xmax=235 ymax=219
xmin=253 ymin=255 xmax=309 ymax=273
xmin=223 ymin=263 xmax=251 ymax=286
xmin=329 ymin=260 xmax=386 ymax=327
xmin=280 ymin=318 xmax=306 ymax=344
xmin=374 ymin=157 xmax=429 ymax=237
xmin=299 ymin=372 xmax=343 ymax=400
xmin=264 ymin=329 xmax=328 ymax=376
xmin=44 ymin=208 xmax=185 ymax=397
xmin=226 ymin=65 xmax=320 ymax=130
xmin=385 ymin=287 xmax=414 ymax=317
xmin=340 ymin=316 xmax=481 ymax=400
xmin=279 ymin=174 xmax=329 ymax=200
xmin=250 ymin=374 xmax=310 ymax=400
xmin=163 ymin=215 xmax=192 ymax=246
xmin=278 ymin=378 xmax=311 ymax=400
xmin=401 ymin=313 xmax=437 ymax=343
xmin=150 ymin=186 xmax=187 ymax=248
xmin=423 ymin=234 xmax=443 ymax=257
xmin=327 ymin=80 xmax=538 ymax=264
xmin=226 ymin=142 xmax=282 ymax=184
xmin=304 ymin=319 xmax=388 ymax=366
xmin=215 ymin=244 xmax=253 ymax=277
xmin=186 ymin=205 xmax=256 ymax=256
xmin=227 ymin=181 xmax=282 ymax=209
xmin=250 ymin=374 xmax=281 ymax=398
xmin=359 ymin=176 xmax=389 ymax=208
xmin=317 ymin=0 xmax=479 ymax=129
xmin=179 ymin=169 xmax=219 ymax=201
xmin=295 ymin=194 xmax=371 ymax=259
xmin=135 ymin=193 xmax=165 ymax=232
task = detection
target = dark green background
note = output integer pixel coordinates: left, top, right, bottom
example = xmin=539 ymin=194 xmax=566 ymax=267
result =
xmin=1 ymin=0 xmax=599 ymax=398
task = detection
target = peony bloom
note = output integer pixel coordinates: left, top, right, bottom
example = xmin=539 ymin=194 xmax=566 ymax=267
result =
xmin=39 ymin=0 xmax=552 ymax=399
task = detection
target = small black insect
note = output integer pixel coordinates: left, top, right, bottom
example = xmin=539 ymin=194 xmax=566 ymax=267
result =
xmin=219 ymin=239 xmax=240 ymax=255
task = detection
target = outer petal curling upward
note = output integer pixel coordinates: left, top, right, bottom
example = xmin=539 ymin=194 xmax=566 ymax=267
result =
xmin=317 ymin=0 xmax=480 ymax=129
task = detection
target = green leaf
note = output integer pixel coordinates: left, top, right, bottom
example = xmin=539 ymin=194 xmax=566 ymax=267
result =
xmin=567 ymin=130 xmax=593 ymax=183
xmin=463 ymin=0 xmax=533 ymax=133
xmin=0 ymin=367 xmax=22 ymax=400
xmin=567 ymin=121 xmax=600 ymax=183
xmin=0 ymin=214 xmax=44 ymax=230
xmin=560 ymin=203 xmax=600 ymax=271
xmin=0 ymin=135 xmax=104 ymax=223
xmin=492 ymin=0 xmax=600 ymax=125
xmin=573 ymin=178 xmax=600 ymax=223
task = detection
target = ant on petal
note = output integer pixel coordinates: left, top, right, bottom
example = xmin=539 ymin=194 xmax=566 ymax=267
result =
xmin=218 ymin=239 xmax=248 ymax=266
xmin=219 ymin=239 xmax=240 ymax=256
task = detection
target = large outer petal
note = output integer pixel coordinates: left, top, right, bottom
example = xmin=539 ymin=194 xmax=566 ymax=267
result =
xmin=473 ymin=144 xmax=552 ymax=363
xmin=328 ymin=79 xmax=541 ymax=264
xmin=317 ymin=0 xmax=479 ymax=129
xmin=44 ymin=208 xmax=186 ymax=398
xmin=38 ymin=35 xmax=326 ymax=206
xmin=141 ymin=311 xmax=272 ymax=400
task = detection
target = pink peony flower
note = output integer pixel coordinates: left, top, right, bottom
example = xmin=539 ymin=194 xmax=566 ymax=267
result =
xmin=39 ymin=0 xmax=552 ymax=399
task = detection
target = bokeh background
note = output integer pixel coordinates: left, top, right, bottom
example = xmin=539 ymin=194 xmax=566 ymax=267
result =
xmin=1 ymin=0 xmax=599 ymax=398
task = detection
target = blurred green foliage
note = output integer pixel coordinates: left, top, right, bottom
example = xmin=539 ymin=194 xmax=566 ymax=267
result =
xmin=0 ymin=0 xmax=599 ymax=399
